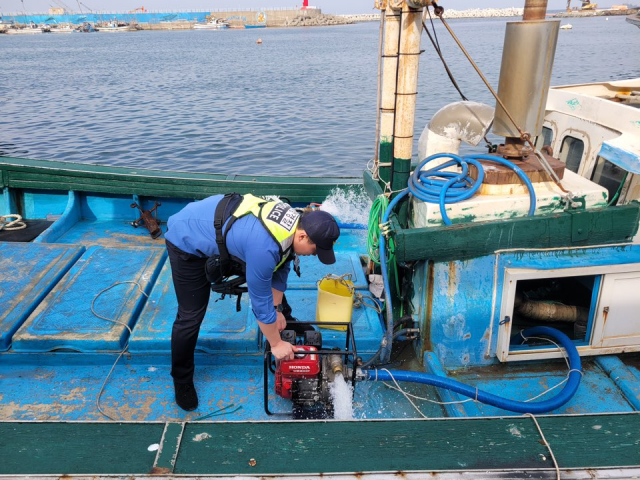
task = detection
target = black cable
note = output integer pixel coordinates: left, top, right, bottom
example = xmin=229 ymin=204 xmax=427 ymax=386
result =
xmin=421 ymin=17 xmax=467 ymax=101
xmin=427 ymin=6 xmax=442 ymax=54
xmin=424 ymin=7 xmax=496 ymax=150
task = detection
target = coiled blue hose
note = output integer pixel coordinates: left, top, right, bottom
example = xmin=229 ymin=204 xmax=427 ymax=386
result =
xmin=377 ymin=153 xmax=538 ymax=364
xmin=408 ymin=153 xmax=537 ymax=225
xmin=367 ymin=326 xmax=582 ymax=414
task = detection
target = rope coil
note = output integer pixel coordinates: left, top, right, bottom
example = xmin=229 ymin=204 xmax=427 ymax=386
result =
xmin=0 ymin=214 xmax=27 ymax=231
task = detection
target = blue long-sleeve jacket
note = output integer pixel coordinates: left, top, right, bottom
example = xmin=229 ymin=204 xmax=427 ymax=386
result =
xmin=165 ymin=195 xmax=290 ymax=325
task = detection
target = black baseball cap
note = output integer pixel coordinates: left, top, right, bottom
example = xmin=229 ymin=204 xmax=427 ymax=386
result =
xmin=300 ymin=210 xmax=340 ymax=265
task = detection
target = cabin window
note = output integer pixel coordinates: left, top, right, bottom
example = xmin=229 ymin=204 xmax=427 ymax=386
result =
xmin=591 ymin=155 xmax=628 ymax=204
xmin=558 ymin=136 xmax=584 ymax=173
xmin=535 ymin=126 xmax=553 ymax=150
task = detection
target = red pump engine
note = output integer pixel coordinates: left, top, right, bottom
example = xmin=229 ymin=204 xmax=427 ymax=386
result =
xmin=266 ymin=326 xmax=356 ymax=418
xmin=275 ymin=345 xmax=321 ymax=399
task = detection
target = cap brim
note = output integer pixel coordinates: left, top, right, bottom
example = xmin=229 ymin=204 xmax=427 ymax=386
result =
xmin=316 ymin=246 xmax=336 ymax=265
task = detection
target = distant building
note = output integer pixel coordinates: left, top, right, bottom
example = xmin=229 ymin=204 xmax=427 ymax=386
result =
xmin=611 ymin=4 xmax=629 ymax=9
xmin=48 ymin=7 xmax=65 ymax=15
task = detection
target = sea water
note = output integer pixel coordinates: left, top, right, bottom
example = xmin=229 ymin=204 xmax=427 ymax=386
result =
xmin=320 ymin=188 xmax=372 ymax=226
xmin=1 ymin=17 xmax=638 ymax=175
xmin=329 ymin=372 xmax=354 ymax=420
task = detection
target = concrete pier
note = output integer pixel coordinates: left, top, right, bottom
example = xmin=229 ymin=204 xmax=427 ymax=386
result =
xmin=553 ymin=7 xmax=638 ymax=17
xmin=341 ymin=7 xmax=639 ymax=22
xmin=1 ymin=8 xmax=325 ymax=28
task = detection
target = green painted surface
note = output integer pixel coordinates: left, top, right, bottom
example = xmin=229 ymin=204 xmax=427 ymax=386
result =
xmin=537 ymin=414 xmax=640 ymax=469
xmin=154 ymin=422 xmax=185 ymax=473
xmin=391 ymin=157 xmax=411 ymax=226
xmin=378 ymin=141 xmax=393 ymax=186
xmin=0 ymin=422 xmax=164 ymax=474
xmin=394 ymin=204 xmax=640 ymax=262
xmin=391 ymin=157 xmax=411 ymax=193
xmin=0 ymin=157 xmax=361 ymax=203
xmin=363 ymin=170 xmax=384 ymax=200
xmin=175 ymin=419 xmax=549 ymax=474
xmin=3 ymin=414 xmax=640 ymax=474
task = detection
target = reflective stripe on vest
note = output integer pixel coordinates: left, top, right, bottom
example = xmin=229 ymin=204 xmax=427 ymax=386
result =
xmin=231 ymin=194 xmax=300 ymax=271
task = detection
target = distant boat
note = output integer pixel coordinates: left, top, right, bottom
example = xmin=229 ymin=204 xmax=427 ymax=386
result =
xmin=0 ymin=18 xmax=14 ymax=33
xmin=73 ymin=22 xmax=97 ymax=33
xmin=50 ymin=23 xmax=75 ymax=34
xmin=5 ymin=21 xmax=43 ymax=34
xmin=193 ymin=17 xmax=230 ymax=30
xmin=245 ymin=24 xmax=267 ymax=29
xmin=560 ymin=23 xmax=573 ymax=29
xmin=95 ymin=20 xmax=139 ymax=32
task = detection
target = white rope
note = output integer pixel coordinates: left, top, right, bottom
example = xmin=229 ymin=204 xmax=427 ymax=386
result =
xmin=382 ymin=381 xmax=474 ymax=405
xmin=353 ymin=291 xmax=382 ymax=313
xmin=0 ymin=214 xmax=27 ymax=231
xmin=380 ymin=335 xmax=583 ymax=413
xmin=525 ymin=412 xmax=561 ymax=480
xmin=381 ymin=368 xmax=428 ymax=418
xmin=91 ymin=281 xmax=149 ymax=421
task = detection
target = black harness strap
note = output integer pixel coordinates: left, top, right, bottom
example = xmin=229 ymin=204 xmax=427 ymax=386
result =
xmin=210 ymin=194 xmax=297 ymax=312
xmin=213 ymin=193 xmax=244 ymax=277
xmin=210 ymin=193 xmax=249 ymax=311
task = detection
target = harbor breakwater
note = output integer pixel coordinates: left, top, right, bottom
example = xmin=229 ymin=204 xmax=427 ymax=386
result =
xmin=5 ymin=6 xmax=637 ymax=30
xmin=1 ymin=8 xmax=345 ymax=28
xmin=341 ymin=7 xmax=638 ymax=22
xmin=340 ymin=8 xmax=525 ymax=22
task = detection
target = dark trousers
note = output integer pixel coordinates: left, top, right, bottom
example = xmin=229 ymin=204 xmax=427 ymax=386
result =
xmin=166 ymin=239 xmax=210 ymax=384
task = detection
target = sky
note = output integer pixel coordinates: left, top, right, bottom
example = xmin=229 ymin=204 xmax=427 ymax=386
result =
xmin=1 ymin=1 xmax=583 ymax=15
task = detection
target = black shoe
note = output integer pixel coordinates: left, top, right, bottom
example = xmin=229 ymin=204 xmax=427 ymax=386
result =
xmin=174 ymin=381 xmax=198 ymax=411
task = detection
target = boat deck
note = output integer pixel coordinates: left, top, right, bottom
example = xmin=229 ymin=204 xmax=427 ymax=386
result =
xmin=2 ymin=191 xmax=640 ymax=476
xmin=3 ymin=215 xmax=640 ymax=424
xmin=1 ymin=219 xmax=448 ymax=422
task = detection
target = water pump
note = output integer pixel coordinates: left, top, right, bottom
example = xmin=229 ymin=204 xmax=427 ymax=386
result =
xmin=263 ymin=322 xmax=358 ymax=419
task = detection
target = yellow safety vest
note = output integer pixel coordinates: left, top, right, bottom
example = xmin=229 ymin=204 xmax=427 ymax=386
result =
xmin=232 ymin=194 xmax=300 ymax=271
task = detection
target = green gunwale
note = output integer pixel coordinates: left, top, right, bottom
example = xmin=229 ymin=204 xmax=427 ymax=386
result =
xmin=0 ymin=156 xmax=362 ymax=203
xmin=363 ymin=171 xmax=640 ymax=262
xmin=2 ymin=413 xmax=640 ymax=475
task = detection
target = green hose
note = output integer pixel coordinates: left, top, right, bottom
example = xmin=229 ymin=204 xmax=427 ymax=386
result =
xmin=367 ymin=195 xmax=401 ymax=298
xmin=607 ymin=171 xmax=628 ymax=207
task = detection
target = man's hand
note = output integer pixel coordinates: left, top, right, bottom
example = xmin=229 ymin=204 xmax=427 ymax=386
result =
xmin=271 ymin=340 xmax=295 ymax=361
xmin=275 ymin=311 xmax=287 ymax=332
xmin=258 ymin=318 xmax=295 ymax=361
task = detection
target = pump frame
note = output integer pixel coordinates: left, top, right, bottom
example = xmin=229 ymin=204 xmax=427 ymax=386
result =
xmin=263 ymin=321 xmax=358 ymax=416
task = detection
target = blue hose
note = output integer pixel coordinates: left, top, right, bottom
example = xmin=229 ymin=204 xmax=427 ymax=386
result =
xmin=367 ymin=326 xmax=582 ymax=414
xmin=408 ymin=153 xmax=537 ymax=225
xmin=376 ymin=153 xmax=538 ymax=364
xmin=378 ymin=153 xmax=536 ymax=364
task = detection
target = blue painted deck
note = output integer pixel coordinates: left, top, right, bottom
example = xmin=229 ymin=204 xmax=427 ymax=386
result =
xmin=0 ymin=243 xmax=84 ymax=351
xmin=0 ymin=209 xmax=397 ymax=421
xmin=1 ymin=193 xmax=639 ymax=422
xmin=12 ymin=245 xmax=166 ymax=352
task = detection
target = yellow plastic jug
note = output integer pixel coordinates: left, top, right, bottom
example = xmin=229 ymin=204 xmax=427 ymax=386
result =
xmin=316 ymin=274 xmax=354 ymax=331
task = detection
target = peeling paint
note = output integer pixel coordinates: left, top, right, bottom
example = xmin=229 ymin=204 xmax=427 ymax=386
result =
xmin=508 ymin=425 xmax=522 ymax=437
xmin=442 ymin=314 xmax=466 ymax=340
xmin=193 ymin=432 xmax=212 ymax=442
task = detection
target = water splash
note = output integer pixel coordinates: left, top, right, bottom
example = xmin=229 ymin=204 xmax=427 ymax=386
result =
xmin=329 ymin=373 xmax=354 ymax=420
xmin=321 ymin=187 xmax=371 ymax=227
